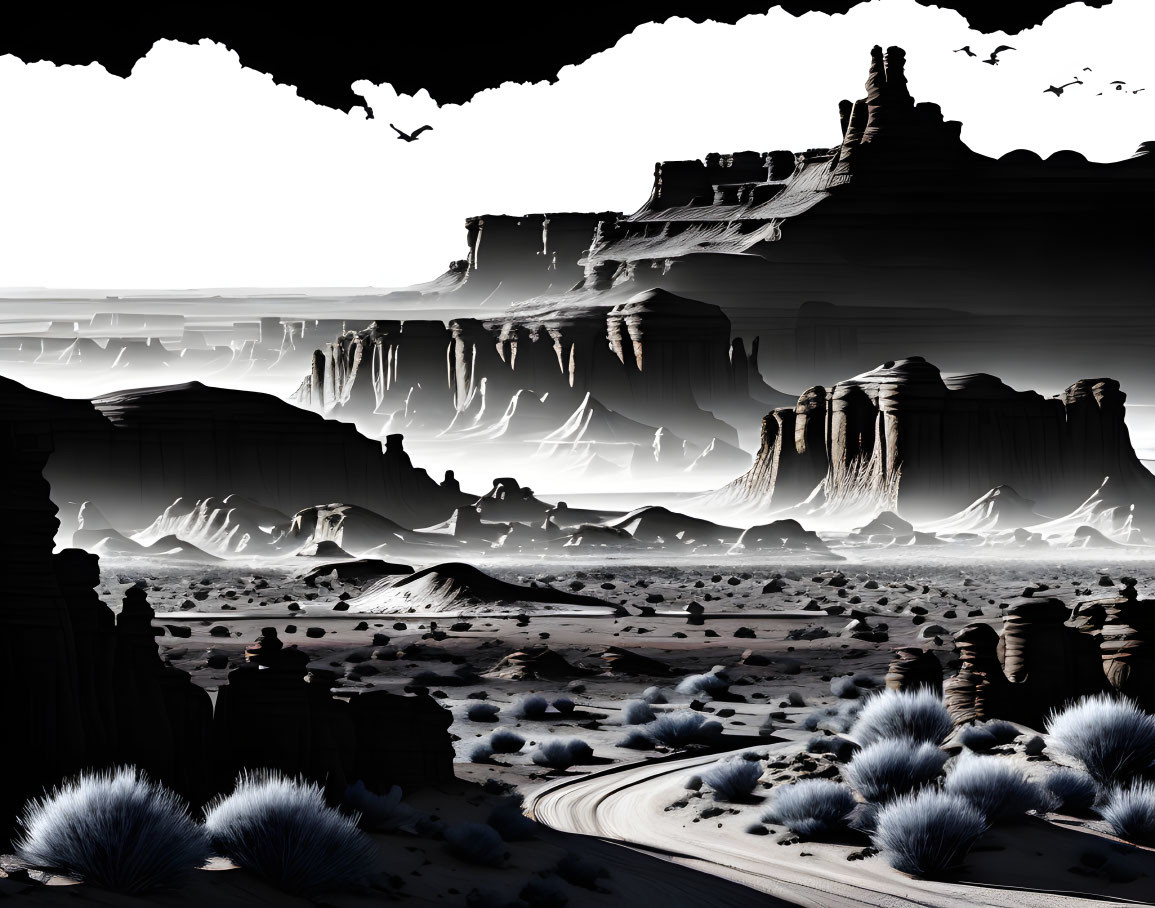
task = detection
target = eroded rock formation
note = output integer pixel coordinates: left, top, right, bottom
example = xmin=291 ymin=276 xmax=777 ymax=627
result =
xmin=716 ymin=357 xmax=1155 ymax=523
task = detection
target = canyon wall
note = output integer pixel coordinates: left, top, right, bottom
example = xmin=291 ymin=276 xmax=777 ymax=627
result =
xmin=718 ymin=357 xmax=1155 ymax=522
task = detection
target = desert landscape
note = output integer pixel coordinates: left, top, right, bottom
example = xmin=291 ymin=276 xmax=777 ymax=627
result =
xmin=2 ymin=7 xmax=1155 ymax=907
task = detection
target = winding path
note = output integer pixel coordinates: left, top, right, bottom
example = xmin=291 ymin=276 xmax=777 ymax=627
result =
xmin=526 ymin=742 xmax=1148 ymax=908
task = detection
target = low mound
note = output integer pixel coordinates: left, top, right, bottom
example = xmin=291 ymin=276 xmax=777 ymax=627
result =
xmin=295 ymin=540 xmax=353 ymax=559
xmin=730 ymin=519 xmax=837 ymax=557
xmin=928 ymin=486 xmax=1047 ymax=534
xmin=349 ymin=562 xmax=625 ymax=615
xmin=301 ymin=559 xmax=413 ymax=587
xmin=86 ymin=532 xmax=222 ymax=562
xmin=608 ymin=506 xmax=741 ymax=546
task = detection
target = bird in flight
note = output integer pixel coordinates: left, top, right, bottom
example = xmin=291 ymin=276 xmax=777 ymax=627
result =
xmin=1044 ymin=80 xmax=1082 ymax=97
xmin=983 ymin=45 xmax=1016 ymax=65
xmin=1135 ymin=88 xmax=1147 ymax=94
xmin=390 ymin=123 xmax=434 ymax=142
xmin=1083 ymin=67 xmax=1093 ymax=72
xmin=953 ymin=46 xmax=976 ymax=56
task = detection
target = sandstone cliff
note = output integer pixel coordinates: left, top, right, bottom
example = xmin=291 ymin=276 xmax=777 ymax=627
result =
xmin=715 ymin=357 xmax=1155 ymax=524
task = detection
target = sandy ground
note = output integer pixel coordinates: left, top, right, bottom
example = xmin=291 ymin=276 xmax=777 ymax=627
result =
xmin=29 ymin=551 xmax=1153 ymax=906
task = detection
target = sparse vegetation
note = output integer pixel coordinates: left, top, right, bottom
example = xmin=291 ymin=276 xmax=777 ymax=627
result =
xmin=616 ymin=729 xmax=655 ymax=749
xmin=1040 ymin=767 xmax=1098 ymax=813
xmin=642 ymin=686 xmax=668 ymax=704
xmin=342 ymin=781 xmax=419 ymax=832
xmin=700 ymin=757 xmax=762 ymax=802
xmin=1099 ymin=782 xmax=1155 ymax=844
xmin=444 ymin=822 xmax=506 ymax=867
xmin=487 ymin=798 xmax=538 ymax=841
xmin=639 ymin=710 xmax=724 ymax=747
xmin=762 ymin=779 xmax=857 ymax=837
xmin=1045 ymin=695 xmax=1155 ymax=786
xmin=675 ymin=670 xmax=730 ymax=697
xmin=849 ymin=689 xmax=953 ymax=746
xmin=468 ymin=741 xmax=495 ymax=762
xmin=552 ymin=697 xmax=576 ymax=715
xmin=512 ymin=695 xmax=551 ymax=719
xmin=15 ymin=767 xmax=209 ymax=894
xmin=621 ymin=699 xmax=657 ymax=725
xmin=943 ymin=753 xmax=1043 ymax=821
xmin=489 ymin=729 xmax=527 ymax=754
xmin=204 ymin=771 xmax=382 ymax=894
xmin=531 ymin=737 xmax=594 ymax=770
xmin=872 ymin=790 xmax=989 ymax=877
xmin=467 ymin=702 xmax=501 ymax=722
xmin=843 ymin=739 xmax=948 ymax=803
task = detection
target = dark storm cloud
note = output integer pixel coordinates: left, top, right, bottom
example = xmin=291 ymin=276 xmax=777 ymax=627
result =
xmin=3 ymin=2 xmax=1113 ymax=111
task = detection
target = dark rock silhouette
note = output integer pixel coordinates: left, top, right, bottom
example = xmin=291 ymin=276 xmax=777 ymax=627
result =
xmin=0 ymin=375 xmax=470 ymax=543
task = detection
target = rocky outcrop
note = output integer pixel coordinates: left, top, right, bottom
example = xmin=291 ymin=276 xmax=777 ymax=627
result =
xmin=0 ymin=375 xmax=470 ymax=541
xmin=292 ymin=289 xmax=788 ymax=488
xmin=1096 ymin=579 xmax=1155 ymax=711
xmin=885 ymin=647 xmax=943 ymax=695
xmin=944 ymin=623 xmax=1011 ymax=725
xmin=716 ymin=358 xmax=1155 ymax=523
xmin=997 ymin=596 xmax=1106 ymax=726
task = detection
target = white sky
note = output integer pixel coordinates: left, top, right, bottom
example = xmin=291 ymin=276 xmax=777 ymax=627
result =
xmin=0 ymin=0 xmax=1151 ymax=290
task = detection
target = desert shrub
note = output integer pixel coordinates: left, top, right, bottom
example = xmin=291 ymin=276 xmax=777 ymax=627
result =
xmin=806 ymin=734 xmax=859 ymax=761
xmin=852 ymin=673 xmax=882 ymax=689
xmin=616 ymin=730 xmax=654 ymax=749
xmin=700 ymin=758 xmax=762 ymax=802
xmin=621 ymin=699 xmax=657 ymax=725
xmin=342 ymin=781 xmax=419 ymax=832
xmin=531 ymin=738 xmax=594 ymax=770
xmin=204 ymin=771 xmax=382 ymax=894
xmin=803 ymin=701 xmax=862 ymax=734
xmin=984 ymin=720 xmax=1021 ymax=745
xmin=444 ymin=822 xmax=506 ymax=867
xmin=555 ymin=852 xmax=609 ymax=890
xmin=467 ymin=702 xmax=500 ymax=722
xmin=675 ymin=670 xmax=730 ymax=697
xmin=843 ymin=739 xmax=947 ymax=803
xmin=787 ymin=691 xmax=806 ymax=707
xmin=872 ymin=790 xmax=988 ymax=877
xmin=552 ymin=697 xmax=576 ymax=715
xmin=847 ymin=801 xmax=879 ymax=834
xmin=469 ymin=741 xmax=495 ymax=762
xmin=642 ymin=686 xmax=668 ymax=704
xmin=1046 ymin=694 xmax=1155 ymax=786
xmin=831 ymin=675 xmax=862 ymax=699
xmin=487 ymin=799 xmax=538 ymax=841
xmin=762 ymin=779 xmax=856 ymax=837
xmin=520 ymin=872 xmax=570 ymax=908
xmin=15 ymin=767 xmax=209 ymax=894
xmin=1099 ymin=782 xmax=1155 ymax=844
xmin=959 ymin=726 xmax=997 ymax=753
xmin=511 ymin=695 xmax=550 ymax=719
xmin=489 ymin=729 xmax=526 ymax=754
xmin=943 ymin=753 xmax=1043 ymax=821
xmin=639 ymin=710 xmax=723 ymax=747
xmin=1040 ymin=767 xmax=1098 ymax=813
xmin=850 ymin=688 xmax=952 ymax=746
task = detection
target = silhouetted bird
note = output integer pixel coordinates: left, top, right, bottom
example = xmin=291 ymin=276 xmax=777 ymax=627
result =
xmin=1135 ymin=88 xmax=1147 ymax=94
xmin=1044 ymin=80 xmax=1082 ymax=97
xmin=1110 ymin=81 xmax=1127 ymax=90
xmin=953 ymin=46 xmax=976 ymax=56
xmin=390 ymin=123 xmax=433 ymax=142
xmin=1082 ymin=67 xmax=1093 ymax=72
xmin=983 ymin=45 xmax=1016 ymax=65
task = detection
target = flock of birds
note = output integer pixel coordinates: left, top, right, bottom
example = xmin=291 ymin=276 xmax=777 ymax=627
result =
xmin=954 ymin=46 xmax=1145 ymax=98
xmin=951 ymin=46 xmax=1141 ymax=99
